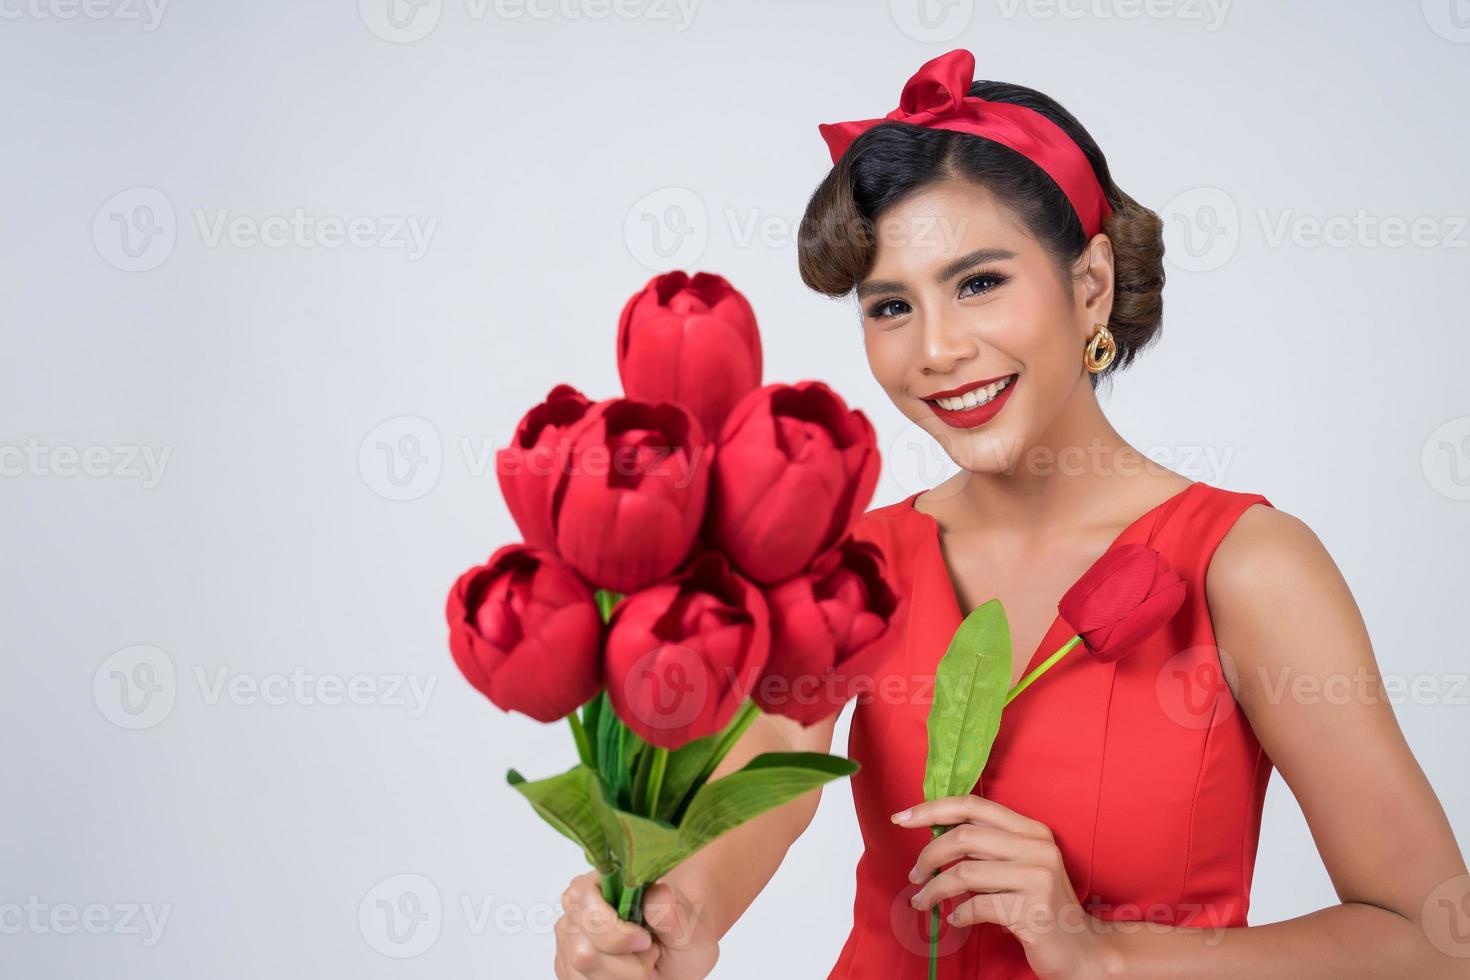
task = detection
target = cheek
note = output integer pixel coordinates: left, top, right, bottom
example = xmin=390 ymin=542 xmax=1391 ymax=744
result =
xmin=863 ymin=328 xmax=910 ymax=396
xmin=988 ymin=292 xmax=1076 ymax=379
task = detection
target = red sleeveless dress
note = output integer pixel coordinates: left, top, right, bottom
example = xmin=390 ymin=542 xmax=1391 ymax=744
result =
xmin=828 ymin=481 xmax=1274 ymax=979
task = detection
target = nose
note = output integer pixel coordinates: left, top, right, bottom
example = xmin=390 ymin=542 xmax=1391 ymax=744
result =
xmin=917 ymin=306 xmax=980 ymax=377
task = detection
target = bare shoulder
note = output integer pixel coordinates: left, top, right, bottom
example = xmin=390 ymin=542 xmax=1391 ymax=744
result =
xmin=1208 ymin=501 xmax=1333 ymax=596
xmin=1205 ymin=501 xmax=1368 ymax=691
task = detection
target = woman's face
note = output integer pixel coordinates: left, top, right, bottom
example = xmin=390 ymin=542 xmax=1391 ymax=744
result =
xmin=858 ymin=178 xmax=1114 ymax=476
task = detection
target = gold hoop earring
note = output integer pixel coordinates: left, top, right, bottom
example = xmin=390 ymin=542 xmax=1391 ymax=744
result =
xmin=1084 ymin=323 xmax=1117 ymax=373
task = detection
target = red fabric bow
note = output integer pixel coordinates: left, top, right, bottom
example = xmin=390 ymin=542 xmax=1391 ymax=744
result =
xmin=817 ymin=49 xmax=1113 ymax=238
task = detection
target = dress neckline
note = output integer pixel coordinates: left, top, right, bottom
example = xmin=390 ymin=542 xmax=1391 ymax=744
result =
xmin=904 ymin=480 xmax=1202 ymax=685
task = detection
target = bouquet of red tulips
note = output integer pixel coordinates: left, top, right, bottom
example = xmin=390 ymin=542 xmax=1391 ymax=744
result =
xmin=446 ymin=271 xmax=903 ymax=923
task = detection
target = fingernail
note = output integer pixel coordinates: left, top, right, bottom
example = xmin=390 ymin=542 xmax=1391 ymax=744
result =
xmin=910 ymin=895 xmax=924 ymax=909
xmin=632 ymin=932 xmax=652 ymax=951
xmin=891 ymin=808 xmax=911 ymax=823
xmin=907 ymin=865 xmax=921 ymax=883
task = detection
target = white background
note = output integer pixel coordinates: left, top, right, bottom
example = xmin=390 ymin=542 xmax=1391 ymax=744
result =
xmin=3 ymin=1 xmax=1468 ymax=976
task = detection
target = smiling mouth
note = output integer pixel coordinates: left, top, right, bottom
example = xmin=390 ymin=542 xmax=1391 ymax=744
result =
xmin=922 ymin=374 xmax=1017 ymax=412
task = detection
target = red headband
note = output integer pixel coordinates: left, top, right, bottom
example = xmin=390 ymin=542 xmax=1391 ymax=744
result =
xmin=818 ymin=49 xmax=1112 ymax=238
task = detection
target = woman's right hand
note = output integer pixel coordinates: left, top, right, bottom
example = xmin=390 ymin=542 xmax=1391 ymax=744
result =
xmin=554 ymin=871 xmax=720 ymax=979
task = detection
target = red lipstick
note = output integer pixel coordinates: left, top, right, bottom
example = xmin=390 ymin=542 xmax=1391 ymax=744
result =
xmin=921 ymin=374 xmax=1018 ymax=430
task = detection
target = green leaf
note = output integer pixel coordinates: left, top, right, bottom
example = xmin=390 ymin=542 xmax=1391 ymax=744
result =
xmin=923 ymin=599 xmax=1012 ymax=803
xmin=675 ymin=752 xmax=858 ymax=863
xmin=510 ymin=753 xmax=859 ymax=891
xmin=650 ymin=729 xmax=725 ymax=822
xmin=507 ymin=766 xmax=612 ymax=873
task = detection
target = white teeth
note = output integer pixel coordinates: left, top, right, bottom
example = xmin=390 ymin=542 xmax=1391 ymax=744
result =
xmin=933 ymin=376 xmax=1012 ymax=412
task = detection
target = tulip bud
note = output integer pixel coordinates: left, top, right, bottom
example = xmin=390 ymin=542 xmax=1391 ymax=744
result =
xmin=446 ymin=544 xmax=603 ymax=722
xmin=1057 ymin=543 xmax=1187 ymax=663
xmin=617 ymin=271 xmax=762 ymax=443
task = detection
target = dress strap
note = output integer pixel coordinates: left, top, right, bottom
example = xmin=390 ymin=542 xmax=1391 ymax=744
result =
xmin=1145 ymin=482 xmax=1274 ymax=586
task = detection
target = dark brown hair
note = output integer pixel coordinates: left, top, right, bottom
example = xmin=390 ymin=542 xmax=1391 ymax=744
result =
xmin=797 ymin=80 xmax=1164 ymax=377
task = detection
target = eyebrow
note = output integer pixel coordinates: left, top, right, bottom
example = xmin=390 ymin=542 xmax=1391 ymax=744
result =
xmin=855 ymin=247 xmax=1018 ymax=300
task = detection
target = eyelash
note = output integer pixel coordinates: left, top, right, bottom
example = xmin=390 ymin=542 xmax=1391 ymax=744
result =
xmin=866 ymin=270 xmax=1009 ymax=321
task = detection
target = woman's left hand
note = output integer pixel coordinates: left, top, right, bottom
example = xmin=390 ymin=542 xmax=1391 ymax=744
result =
xmin=895 ymin=795 xmax=1117 ymax=980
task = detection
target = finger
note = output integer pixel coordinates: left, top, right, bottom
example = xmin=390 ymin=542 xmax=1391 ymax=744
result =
xmin=575 ymin=904 xmax=655 ymax=957
xmin=892 ymin=795 xmax=1053 ymax=839
xmin=562 ymin=878 xmax=655 ymax=956
xmin=555 ymin=917 xmax=590 ymax=980
xmin=912 ymin=860 xmax=1050 ymax=911
xmin=949 ymin=891 xmax=1032 ymax=930
xmin=559 ymin=921 xmax=658 ymax=980
xmin=562 ymin=871 xmax=605 ymax=914
xmin=910 ymin=823 xmax=1047 ymax=882
xmin=641 ymin=881 xmax=705 ymax=951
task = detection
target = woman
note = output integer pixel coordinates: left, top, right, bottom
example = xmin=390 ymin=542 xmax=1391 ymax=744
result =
xmin=552 ymin=50 xmax=1468 ymax=979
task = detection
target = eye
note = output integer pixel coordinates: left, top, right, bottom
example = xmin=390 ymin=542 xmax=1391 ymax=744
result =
xmin=958 ymin=270 xmax=1008 ymax=299
xmin=866 ymin=297 xmax=912 ymax=321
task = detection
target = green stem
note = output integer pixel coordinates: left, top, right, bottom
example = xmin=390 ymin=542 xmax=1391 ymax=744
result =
xmin=669 ymin=699 xmax=760 ymax=823
xmin=928 ymin=824 xmax=941 ymax=980
xmin=630 ymin=741 xmax=654 ymax=810
xmin=617 ymin=882 xmax=647 ymax=924
xmin=567 ymin=711 xmax=593 ymax=768
xmin=644 ymin=745 xmax=669 ymax=816
xmin=1004 ymin=635 xmax=1083 ymax=706
xmin=601 ymin=870 xmax=618 ymax=906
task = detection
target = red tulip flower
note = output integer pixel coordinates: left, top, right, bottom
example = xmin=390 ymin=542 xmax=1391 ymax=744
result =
xmin=496 ymin=384 xmax=594 ymax=551
xmin=603 ymin=551 xmax=770 ymax=749
xmin=705 ymin=381 xmax=879 ymax=585
xmin=446 ymin=544 xmax=603 ymax=723
xmin=754 ymin=538 xmax=901 ymax=726
xmin=1007 ymin=543 xmax=1187 ymax=704
xmin=617 ymin=271 xmax=762 ymax=443
xmin=1058 ymin=543 xmax=1187 ymax=662
xmin=550 ymin=398 xmax=711 ymax=593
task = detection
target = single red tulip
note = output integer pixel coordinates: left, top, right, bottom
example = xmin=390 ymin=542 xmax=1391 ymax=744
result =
xmin=496 ymin=384 xmax=594 ymax=551
xmin=1057 ymin=543 xmax=1187 ymax=663
xmin=617 ymin=271 xmax=762 ymax=443
xmin=550 ymin=398 xmax=710 ymax=593
xmin=603 ymin=551 xmax=770 ymax=749
xmin=754 ymin=538 xmax=901 ymax=726
xmin=704 ymin=381 xmax=878 ymax=585
xmin=446 ymin=544 xmax=603 ymax=723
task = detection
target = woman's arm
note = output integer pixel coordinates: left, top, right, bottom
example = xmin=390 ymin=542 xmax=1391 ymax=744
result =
xmin=662 ymin=707 xmax=839 ymax=940
xmin=1104 ymin=504 xmax=1468 ymax=978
